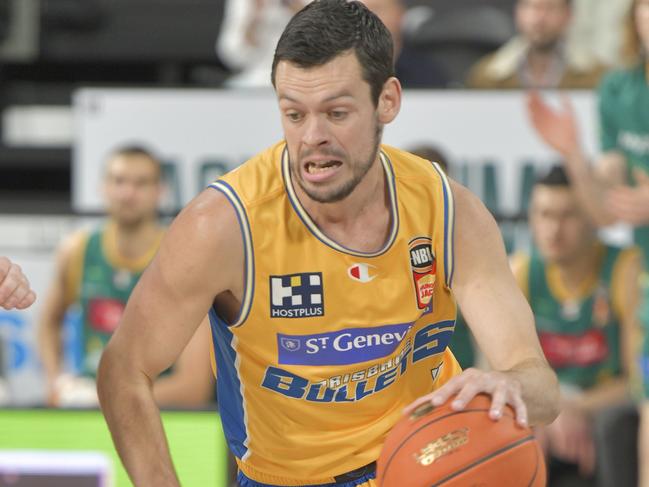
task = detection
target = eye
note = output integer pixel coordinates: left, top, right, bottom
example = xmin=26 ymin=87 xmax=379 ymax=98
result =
xmin=329 ymin=110 xmax=348 ymax=120
xmin=286 ymin=111 xmax=302 ymax=122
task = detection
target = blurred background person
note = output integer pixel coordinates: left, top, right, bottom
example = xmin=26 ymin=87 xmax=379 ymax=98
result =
xmin=467 ymin=0 xmax=605 ymax=89
xmin=512 ymin=165 xmax=639 ymax=487
xmin=527 ymin=1 xmax=649 ymax=482
xmin=216 ymin=0 xmax=310 ymax=88
xmin=361 ymin=0 xmax=447 ymax=87
xmin=567 ymin=0 xmax=634 ymax=71
xmin=37 ymin=145 xmax=213 ymax=408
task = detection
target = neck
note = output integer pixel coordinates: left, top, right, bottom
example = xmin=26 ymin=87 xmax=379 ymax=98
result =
xmin=553 ymin=242 xmax=600 ymax=289
xmin=293 ymin=154 xmax=392 ymax=253
xmin=109 ymin=218 xmax=160 ymax=260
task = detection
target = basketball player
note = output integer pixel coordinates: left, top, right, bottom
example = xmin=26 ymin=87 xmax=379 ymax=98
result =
xmin=0 ymin=256 xmax=36 ymax=310
xmin=38 ymin=146 xmax=213 ymax=408
xmin=513 ymin=166 xmax=640 ymax=485
xmin=98 ymin=2 xmax=559 ymax=486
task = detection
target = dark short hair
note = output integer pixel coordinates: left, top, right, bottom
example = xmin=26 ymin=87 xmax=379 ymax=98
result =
xmin=271 ymin=0 xmax=395 ymax=106
xmin=106 ymin=144 xmax=162 ymax=180
xmin=535 ymin=164 xmax=570 ymax=187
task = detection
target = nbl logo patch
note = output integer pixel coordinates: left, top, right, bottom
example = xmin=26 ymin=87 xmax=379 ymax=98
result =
xmin=409 ymin=236 xmax=436 ymax=310
xmin=270 ymin=272 xmax=324 ymax=318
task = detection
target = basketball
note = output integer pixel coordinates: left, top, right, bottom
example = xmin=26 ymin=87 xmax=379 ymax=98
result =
xmin=377 ymin=394 xmax=546 ymax=487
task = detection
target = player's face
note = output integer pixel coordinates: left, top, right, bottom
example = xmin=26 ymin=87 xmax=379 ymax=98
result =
xmin=516 ymin=0 xmax=570 ymax=51
xmin=636 ymin=0 xmax=649 ymax=51
xmin=275 ymin=51 xmax=398 ymax=204
xmin=103 ymin=155 xmax=161 ymax=226
xmin=530 ymin=185 xmax=596 ymax=264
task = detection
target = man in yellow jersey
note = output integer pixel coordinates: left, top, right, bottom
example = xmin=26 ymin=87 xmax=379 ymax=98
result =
xmin=39 ymin=146 xmax=213 ymax=408
xmin=97 ymin=2 xmax=559 ymax=486
xmin=0 ymin=256 xmax=36 ymax=310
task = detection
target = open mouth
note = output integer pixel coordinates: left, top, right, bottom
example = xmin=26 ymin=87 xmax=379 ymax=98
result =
xmin=304 ymin=160 xmax=342 ymax=174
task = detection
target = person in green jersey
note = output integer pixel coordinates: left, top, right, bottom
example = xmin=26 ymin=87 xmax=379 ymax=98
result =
xmin=38 ymin=145 xmax=214 ymax=408
xmin=511 ymin=166 xmax=641 ymax=487
xmin=527 ymin=1 xmax=649 ymax=484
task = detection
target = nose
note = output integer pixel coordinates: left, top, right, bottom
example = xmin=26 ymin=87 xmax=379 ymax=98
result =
xmin=302 ymin=115 xmax=330 ymax=147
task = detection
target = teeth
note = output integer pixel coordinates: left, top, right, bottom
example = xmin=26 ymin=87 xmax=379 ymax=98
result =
xmin=306 ymin=161 xmax=338 ymax=174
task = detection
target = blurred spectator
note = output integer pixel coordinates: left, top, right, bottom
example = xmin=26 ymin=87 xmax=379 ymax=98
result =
xmin=0 ymin=256 xmax=36 ymax=311
xmin=567 ymin=0 xmax=634 ymax=70
xmin=361 ymin=0 xmax=447 ymax=87
xmin=511 ymin=165 xmax=639 ymax=487
xmin=467 ymin=0 xmax=605 ymax=89
xmin=37 ymin=146 xmax=214 ymax=408
xmin=216 ymin=0 xmax=310 ymax=88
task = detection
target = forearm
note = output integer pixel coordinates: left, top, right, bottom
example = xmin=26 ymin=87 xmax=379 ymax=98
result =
xmin=98 ymin=352 xmax=180 ymax=487
xmin=565 ymin=379 xmax=629 ymax=415
xmin=38 ymin=320 xmax=62 ymax=386
xmin=504 ymin=357 xmax=559 ymax=426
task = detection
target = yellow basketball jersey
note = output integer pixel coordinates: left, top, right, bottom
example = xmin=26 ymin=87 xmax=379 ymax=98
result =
xmin=209 ymin=141 xmax=460 ymax=486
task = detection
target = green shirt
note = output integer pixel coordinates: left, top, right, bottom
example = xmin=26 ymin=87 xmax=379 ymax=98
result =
xmin=522 ymin=245 xmax=630 ymax=389
xmin=598 ymin=64 xmax=649 ymax=266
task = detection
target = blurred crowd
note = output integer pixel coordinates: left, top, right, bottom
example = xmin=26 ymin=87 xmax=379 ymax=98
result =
xmin=0 ymin=1 xmax=648 ymax=487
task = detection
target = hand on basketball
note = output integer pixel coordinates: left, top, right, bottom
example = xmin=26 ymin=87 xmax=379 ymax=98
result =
xmin=0 ymin=256 xmax=36 ymax=310
xmin=403 ymin=367 xmax=528 ymax=426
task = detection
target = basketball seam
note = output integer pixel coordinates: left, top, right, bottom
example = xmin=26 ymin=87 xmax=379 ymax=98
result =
xmin=527 ymin=438 xmax=540 ymax=487
xmin=432 ymin=435 xmax=536 ymax=486
xmin=382 ymin=407 xmax=515 ymax=477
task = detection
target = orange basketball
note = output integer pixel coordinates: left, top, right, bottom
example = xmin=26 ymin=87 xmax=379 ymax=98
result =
xmin=377 ymin=394 xmax=546 ymax=486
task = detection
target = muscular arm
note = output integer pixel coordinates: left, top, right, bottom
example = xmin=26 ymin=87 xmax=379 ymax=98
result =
xmin=37 ymin=232 xmax=85 ymax=399
xmin=153 ymin=316 xmax=215 ymax=408
xmin=97 ymin=190 xmax=241 ymax=486
xmin=452 ymin=182 xmax=559 ymax=425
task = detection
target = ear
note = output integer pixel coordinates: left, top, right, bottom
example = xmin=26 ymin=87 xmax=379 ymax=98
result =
xmin=377 ymin=77 xmax=402 ymax=124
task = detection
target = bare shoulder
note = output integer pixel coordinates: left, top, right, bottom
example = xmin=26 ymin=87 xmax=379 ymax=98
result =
xmin=56 ymin=229 xmax=90 ymax=266
xmin=449 ymin=179 xmax=510 ymax=286
xmin=450 ymin=179 xmax=498 ymax=234
xmin=153 ymin=187 xmax=243 ymax=296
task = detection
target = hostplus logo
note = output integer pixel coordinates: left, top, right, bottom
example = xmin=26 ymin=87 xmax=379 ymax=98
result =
xmin=270 ymin=272 xmax=324 ymax=318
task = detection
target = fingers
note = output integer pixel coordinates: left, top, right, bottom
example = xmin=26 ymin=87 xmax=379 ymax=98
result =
xmin=0 ymin=261 xmax=35 ymax=310
xmin=404 ymin=369 xmax=529 ymax=426
xmin=16 ymin=291 xmax=37 ymax=310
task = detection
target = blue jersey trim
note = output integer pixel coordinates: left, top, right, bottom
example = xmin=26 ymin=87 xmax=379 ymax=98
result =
xmin=431 ymin=162 xmax=455 ymax=288
xmin=209 ymin=180 xmax=255 ymax=327
xmin=237 ymin=470 xmax=376 ymax=487
xmin=209 ymin=308 xmax=249 ymax=459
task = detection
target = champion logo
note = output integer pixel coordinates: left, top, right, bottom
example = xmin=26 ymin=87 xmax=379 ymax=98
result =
xmin=347 ymin=263 xmax=377 ymax=283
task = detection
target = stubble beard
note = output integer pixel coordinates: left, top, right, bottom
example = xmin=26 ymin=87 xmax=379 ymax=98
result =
xmin=293 ymin=122 xmax=384 ymax=204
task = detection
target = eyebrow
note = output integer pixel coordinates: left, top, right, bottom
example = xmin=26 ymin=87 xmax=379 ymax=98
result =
xmin=278 ymin=90 xmax=355 ymax=104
